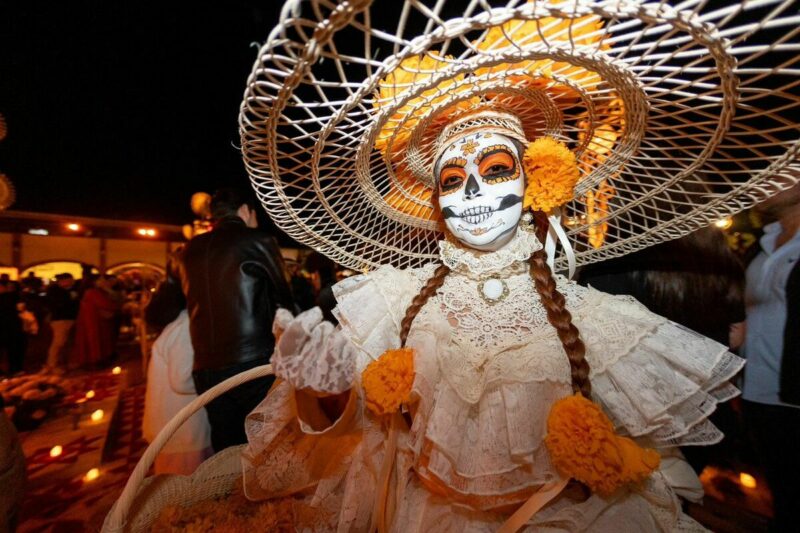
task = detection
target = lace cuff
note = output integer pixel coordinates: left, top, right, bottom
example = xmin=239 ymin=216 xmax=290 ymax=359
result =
xmin=272 ymin=307 xmax=356 ymax=394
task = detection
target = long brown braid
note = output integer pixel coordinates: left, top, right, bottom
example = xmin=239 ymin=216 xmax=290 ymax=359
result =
xmin=399 ymin=263 xmax=451 ymax=347
xmin=529 ymin=213 xmax=591 ymax=398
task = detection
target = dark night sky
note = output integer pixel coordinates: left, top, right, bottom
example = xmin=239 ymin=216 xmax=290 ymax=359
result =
xmin=0 ymin=2 xmax=284 ymax=226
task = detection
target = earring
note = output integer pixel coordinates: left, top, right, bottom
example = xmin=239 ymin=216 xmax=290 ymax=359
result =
xmin=520 ymin=211 xmax=535 ymax=233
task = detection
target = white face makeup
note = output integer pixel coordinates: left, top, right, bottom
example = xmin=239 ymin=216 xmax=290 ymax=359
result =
xmin=435 ymin=132 xmax=524 ymax=251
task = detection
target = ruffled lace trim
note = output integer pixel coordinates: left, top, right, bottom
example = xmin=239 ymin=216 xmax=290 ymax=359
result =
xmin=438 ymin=226 xmax=542 ymax=277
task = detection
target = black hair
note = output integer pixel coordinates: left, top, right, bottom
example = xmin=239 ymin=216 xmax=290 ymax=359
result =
xmin=210 ymin=188 xmax=256 ymax=221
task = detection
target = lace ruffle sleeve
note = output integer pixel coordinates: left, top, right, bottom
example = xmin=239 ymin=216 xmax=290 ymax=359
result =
xmin=332 ymin=265 xmax=420 ymax=369
xmin=568 ymin=282 xmax=745 ymax=448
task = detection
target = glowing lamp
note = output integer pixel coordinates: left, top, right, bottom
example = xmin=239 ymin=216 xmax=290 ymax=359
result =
xmin=49 ymin=445 xmax=63 ymax=458
xmin=739 ymin=472 xmax=757 ymax=489
xmin=66 ymin=223 xmax=81 ymax=231
xmin=85 ymin=390 xmax=95 ymax=399
xmin=91 ymin=409 xmax=104 ymax=422
xmin=83 ymin=468 xmax=100 ymax=482
xmin=714 ymin=218 xmax=733 ymax=230
xmin=137 ymin=228 xmax=157 ymax=237
xmin=112 ymin=366 xmax=122 ymax=375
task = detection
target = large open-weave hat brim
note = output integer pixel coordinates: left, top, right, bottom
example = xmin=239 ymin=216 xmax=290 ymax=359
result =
xmin=240 ymin=0 xmax=800 ymax=271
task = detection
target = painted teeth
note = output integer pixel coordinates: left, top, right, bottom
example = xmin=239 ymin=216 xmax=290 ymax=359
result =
xmin=459 ymin=206 xmax=492 ymax=225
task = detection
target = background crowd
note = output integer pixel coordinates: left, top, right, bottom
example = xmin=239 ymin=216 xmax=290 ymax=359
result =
xmin=0 ymin=270 xmax=151 ymax=376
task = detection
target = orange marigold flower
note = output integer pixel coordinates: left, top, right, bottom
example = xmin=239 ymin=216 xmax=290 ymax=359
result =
xmin=544 ymin=393 xmax=660 ymax=496
xmin=522 ymin=137 xmax=580 ymax=213
xmin=362 ymin=348 xmax=416 ymax=416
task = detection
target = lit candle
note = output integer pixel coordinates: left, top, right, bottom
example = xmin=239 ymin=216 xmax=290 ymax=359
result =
xmin=85 ymin=390 xmax=96 ymax=399
xmin=49 ymin=445 xmax=63 ymax=458
xmin=83 ymin=468 xmax=100 ymax=482
xmin=91 ymin=409 xmax=104 ymax=422
xmin=739 ymin=472 xmax=757 ymax=489
xmin=112 ymin=366 xmax=122 ymax=375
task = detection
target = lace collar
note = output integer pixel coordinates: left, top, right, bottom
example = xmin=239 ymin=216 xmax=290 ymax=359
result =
xmin=438 ymin=226 xmax=543 ymax=277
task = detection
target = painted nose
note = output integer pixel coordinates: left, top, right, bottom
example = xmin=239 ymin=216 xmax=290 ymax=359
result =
xmin=463 ymin=174 xmax=481 ymax=200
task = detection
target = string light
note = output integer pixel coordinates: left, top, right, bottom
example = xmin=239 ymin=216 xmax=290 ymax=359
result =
xmin=112 ymin=366 xmax=122 ymax=375
xmin=85 ymin=390 xmax=95 ymax=399
xmin=137 ymin=228 xmax=157 ymax=237
xmin=83 ymin=468 xmax=100 ymax=482
xmin=49 ymin=445 xmax=63 ymax=458
xmin=66 ymin=223 xmax=81 ymax=231
xmin=91 ymin=409 xmax=104 ymax=422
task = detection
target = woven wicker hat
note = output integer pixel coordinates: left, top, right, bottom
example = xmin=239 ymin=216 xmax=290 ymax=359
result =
xmin=240 ymin=0 xmax=800 ymax=271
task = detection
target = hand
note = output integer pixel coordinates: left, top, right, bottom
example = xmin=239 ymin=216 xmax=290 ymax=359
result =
xmin=729 ymin=321 xmax=746 ymax=350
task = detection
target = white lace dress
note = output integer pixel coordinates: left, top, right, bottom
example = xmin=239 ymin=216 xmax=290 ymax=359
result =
xmin=242 ymin=229 xmax=743 ymax=532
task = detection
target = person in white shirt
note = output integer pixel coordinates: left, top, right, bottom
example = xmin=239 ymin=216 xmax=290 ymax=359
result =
xmin=142 ymin=310 xmax=212 ymax=475
xmin=739 ymin=182 xmax=800 ymax=533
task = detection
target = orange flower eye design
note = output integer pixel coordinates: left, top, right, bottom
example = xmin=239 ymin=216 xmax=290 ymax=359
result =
xmin=438 ymin=158 xmax=467 ymax=195
xmin=476 ymin=147 xmax=519 ymax=184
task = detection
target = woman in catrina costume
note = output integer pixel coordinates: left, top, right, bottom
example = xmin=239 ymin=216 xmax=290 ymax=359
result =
xmin=237 ymin=1 xmax=800 ymax=531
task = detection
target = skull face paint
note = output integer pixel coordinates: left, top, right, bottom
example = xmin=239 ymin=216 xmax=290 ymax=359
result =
xmin=435 ymin=132 xmax=524 ymax=251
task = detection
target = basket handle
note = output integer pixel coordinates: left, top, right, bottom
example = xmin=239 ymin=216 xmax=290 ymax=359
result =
xmin=103 ymin=364 xmax=274 ymax=533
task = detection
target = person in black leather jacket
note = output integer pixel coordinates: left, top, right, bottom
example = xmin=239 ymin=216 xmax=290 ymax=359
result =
xmin=169 ymin=188 xmax=295 ymax=451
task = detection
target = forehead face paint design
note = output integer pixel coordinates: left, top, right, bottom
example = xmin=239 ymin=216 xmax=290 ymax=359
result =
xmin=435 ymin=132 xmax=524 ymax=251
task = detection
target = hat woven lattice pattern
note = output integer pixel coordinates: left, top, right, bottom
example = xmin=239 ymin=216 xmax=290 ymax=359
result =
xmin=240 ymin=0 xmax=800 ymax=271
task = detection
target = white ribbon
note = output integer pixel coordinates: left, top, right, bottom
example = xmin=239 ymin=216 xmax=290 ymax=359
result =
xmin=544 ymin=208 xmax=576 ymax=279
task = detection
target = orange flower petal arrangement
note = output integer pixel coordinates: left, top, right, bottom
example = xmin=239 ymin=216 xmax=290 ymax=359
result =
xmin=522 ymin=136 xmax=581 ymax=214
xmin=362 ymin=348 xmax=416 ymax=416
xmin=544 ymin=393 xmax=661 ymax=496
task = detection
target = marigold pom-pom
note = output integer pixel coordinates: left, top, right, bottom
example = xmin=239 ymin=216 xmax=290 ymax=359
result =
xmin=522 ymin=137 xmax=580 ymax=213
xmin=544 ymin=393 xmax=660 ymax=496
xmin=362 ymin=348 xmax=416 ymax=416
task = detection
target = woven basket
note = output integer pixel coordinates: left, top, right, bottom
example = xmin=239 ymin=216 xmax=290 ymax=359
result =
xmin=102 ymin=364 xmax=274 ymax=533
